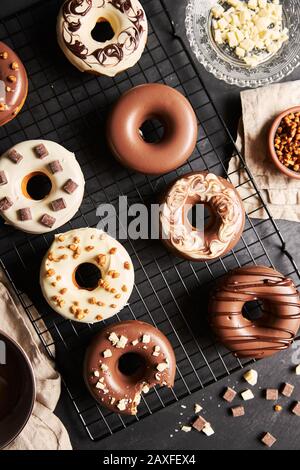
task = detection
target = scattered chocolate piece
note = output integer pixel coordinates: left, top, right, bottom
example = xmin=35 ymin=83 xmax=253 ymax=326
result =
xmin=295 ymin=364 xmax=300 ymax=375
xmin=291 ymin=401 xmax=300 ymax=416
xmin=274 ymin=405 xmax=282 ymax=412
xmin=51 ymin=198 xmax=67 ymax=212
xmin=261 ymin=432 xmax=277 ymax=448
xmin=243 ymin=369 xmax=258 ymax=386
xmin=192 ymin=416 xmax=207 ymax=432
xmin=281 ymin=383 xmax=294 ymax=398
xmin=0 ymin=196 xmax=13 ymax=211
xmin=63 ymin=178 xmax=78 ymax=194
xmin=266 ymin=389 xmax=278 ymax=401
xmin=223 ymin=387 xmax=237 ymax=403
xmin=7 ymin=148 xmax=23 ymax=164
xmin=241 ymin=389 xmax=254 ymax=401
xmin=202 ymin=423 xmax=214 ymax=437
xmin=40 ymin=214 xmax=56 ymax=228
xmin=18 ymin=208 xmax=32 ymax=221
xmin=34 ymin=143 xmax=49 ymax=159
xmin=0 ymin=170 xmax=7 ymax=185
xmin=194 ymin=403 xmax=203 ymax=414
xmin=181 ymin=426 xmax=192 ymax=433
xmin=49 ymin=160 xmax=63 ymax=174
xmin=231 ymin=406 xmax=245 ymax=418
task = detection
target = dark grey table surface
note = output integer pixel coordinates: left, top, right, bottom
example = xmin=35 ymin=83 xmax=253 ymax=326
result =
xmin=1 ymin=0 xmax=300 ymax=451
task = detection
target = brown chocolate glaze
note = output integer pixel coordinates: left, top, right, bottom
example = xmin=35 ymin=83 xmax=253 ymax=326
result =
xmin=0 ymin=42 xmax=28 ymax=127
xmin=209 ymin=266 xmax=300 ymax=359
xmin=0 ymin=331 xmax=35 ymax=449
xmin=107 ymin=84 xmax=198 ymax=175
xmin=84 ymin=320 xmax=176 ymax=415
xmin=159 ymin=172 xmax=245 ymax=262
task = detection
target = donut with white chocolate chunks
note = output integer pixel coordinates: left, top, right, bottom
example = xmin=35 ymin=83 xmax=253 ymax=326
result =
xmin=0 ymin=41 xmax=28 ymax=127
xmin=159 ymin=172 xmax=245 ymax=261
xmin=40 ymin=228 xmax=134 ymax=324
xmin=84 ymin=320 xmax=176 ymax=415
xmin=57 ymin=0 xmax=148 ymax=77
xmin=0 ymin=140 xmax=85 ymax=234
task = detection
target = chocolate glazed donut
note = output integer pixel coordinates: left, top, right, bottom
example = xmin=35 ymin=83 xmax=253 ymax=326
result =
xmin=107 ymin=84 xmax=198 ymax=175
xmin=84 ymin=320 xmax=176 ymax=415
xmin=209 ymin=266 xmax=300 ymax=359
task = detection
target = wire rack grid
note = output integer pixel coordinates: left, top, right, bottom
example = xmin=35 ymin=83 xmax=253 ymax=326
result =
xmin=0 ymin=0 xmax=299 ymax=442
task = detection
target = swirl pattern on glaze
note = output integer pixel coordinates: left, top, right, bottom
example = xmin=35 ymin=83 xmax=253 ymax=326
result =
xmin=160 ymin=173 xmax=245 ymax=260
xmin=209 ymin=266 xmax=300 ymax=359
xmin=61 ymin=0 xmax=146 ymax=69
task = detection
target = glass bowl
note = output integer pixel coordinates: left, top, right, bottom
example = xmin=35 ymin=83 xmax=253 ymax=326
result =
xmin=185 ymin=0 xmax=300 ymax=88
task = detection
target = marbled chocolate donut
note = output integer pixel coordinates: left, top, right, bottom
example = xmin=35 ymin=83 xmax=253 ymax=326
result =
xmin=57 ymin=0 xmax=148 ymax=77
xmin=209 ymin=266 xmax=300 ymax=359
xmin=0 ymin=42 xmax=28 ymax=127
xmin=160 ymin=172 xmax=245 ymax=261
xmin=84 ymin=320 xmax=176 ymax=415
xmin=107 ymin=84 xmax=198 ymax=175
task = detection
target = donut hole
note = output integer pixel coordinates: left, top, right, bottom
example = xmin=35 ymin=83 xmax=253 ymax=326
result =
xmin=139 ymin=119 xmax=165 ymax=144
xmin=91 ymin=18 xmax=115 ymax=43
xmin=22 ymin=172 xmax=52 ymax=201
xmin=242 ymin=300 xmax=265 ymax=322
xmin=118 ymin=352 xmax=147 ymax=382
xmin=187 ymin=204 xmax=215 ymax=231
xmin=73 ymin=263 xmax=102 ymax=291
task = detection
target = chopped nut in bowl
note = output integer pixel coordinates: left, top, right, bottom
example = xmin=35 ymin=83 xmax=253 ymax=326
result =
xmin=268 ymin=106 xmax=300 ymax=180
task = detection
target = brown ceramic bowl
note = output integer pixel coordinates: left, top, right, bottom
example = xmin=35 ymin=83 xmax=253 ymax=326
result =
xmin=0 ymin=331 xmax=35 ymax=449
xmin=268 ymin=106 xmax=300 ymax=180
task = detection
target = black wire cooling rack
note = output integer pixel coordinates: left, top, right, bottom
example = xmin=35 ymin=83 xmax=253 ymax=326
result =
xmin=0 ymin=0 xmax=300 ymax=442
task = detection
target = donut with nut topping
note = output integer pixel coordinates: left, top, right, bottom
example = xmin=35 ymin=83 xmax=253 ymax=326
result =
xmin=84 ymin=320 xmax=176 ymax=415
xmin=0 ymin=41 xmax=28 ymax=126
xmin=40 ymin=228 xmax=135 ymax=323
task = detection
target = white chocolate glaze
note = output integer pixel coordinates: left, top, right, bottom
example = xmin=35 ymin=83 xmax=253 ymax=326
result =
xmin=160 ymin=173 xmax=245 ymax=261
xmin=40 ymin=228 xmax=135 ymax=324
xmin=0 ymin=140 xmax=85 ymax=234
xmin=57 ymin=0 xmax=148 ymax=77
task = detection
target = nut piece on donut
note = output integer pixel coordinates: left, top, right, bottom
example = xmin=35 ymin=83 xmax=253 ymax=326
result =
xmin=160 ymin=172 xmax=245 ymax=261
xmin=57 ymin=0 xmax=148 ymax=77
xmin=40 ymin=228 xmax=134 ymax=324
xmin=84 ymin=320 xmax=176 ymax=415
xmin=0 ymin=140 xmax=85 ymax=234
xmin=209 ymin=266 xmax=300 ymax=359
xmin=0 ymin=41 xmax=28 ymax=127
xmin=107 ymin=84 xmax=198 ymax=175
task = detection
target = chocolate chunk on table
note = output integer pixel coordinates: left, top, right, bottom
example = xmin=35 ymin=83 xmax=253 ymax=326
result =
xmin=34 ymin=143 xmax=49 ymax=159
xmin=51 ymin=198 xmax=66 ymax=212
xmin=281 ymin=383 xmax=294 ymax=398
xmin=265 ymin=389 xmax=278 ymax=401
xmin=0 ymin=196 xmax=13 ymax=211
xmin=231 ymin=406 xmax=245 ymax=418
xmin=63 ymin=179 xmax=78 ymax=194
xmin=0 ymin=170 xmax=7 ymax=185
xmin=261 ymin=432 xmax=277 ymax=448
xmin=40 ymin=213 xmax=56 ymax=228
xmin=18 ymin=208 xmax=32 ymax=221
xmin=7 ymin=148 xmax=23 ymax=164
xmin=291 ymin=401 xmax=300 ymax=416
xmin=49 ymin=160 xmax=63 ymax=174
xmin=223 ymin=387 xmax=237 ymax=403
xmin=192 ymin=416 xmax=207 ymax=432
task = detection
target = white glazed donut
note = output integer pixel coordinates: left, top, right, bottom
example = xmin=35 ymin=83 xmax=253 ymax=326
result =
xmin=0 ymin=140 xmax=85 ymax=234
xmin=40 ymin=228 xmax=135 ymax=324
xmin=57 ymin=0 xmax=148 ymax=77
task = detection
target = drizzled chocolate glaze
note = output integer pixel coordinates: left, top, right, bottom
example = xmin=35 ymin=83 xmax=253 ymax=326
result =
xmin=84 ymin=320 xmax=176 ymax=415
xmin=209 ymin=266 xmax=300 ymax=359
xmin=61 ymin=0 xmax=145 ymax=68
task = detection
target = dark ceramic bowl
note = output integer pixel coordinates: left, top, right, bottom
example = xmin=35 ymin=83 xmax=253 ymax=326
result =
xmin=0 ymin=331 xmax=35 ymax=449
xmin=268 ymin=106 xmax=300 ymax=180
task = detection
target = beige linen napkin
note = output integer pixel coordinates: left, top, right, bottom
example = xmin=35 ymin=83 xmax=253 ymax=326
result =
xmin=228 ymin=80 xmax=300 ymax=222
xmin=0 ymin=269 xmax=72 ymax=450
